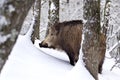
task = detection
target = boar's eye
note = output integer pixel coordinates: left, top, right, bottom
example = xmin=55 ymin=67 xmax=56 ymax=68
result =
xmin=51 ymin=33 xmax=54 ymax=36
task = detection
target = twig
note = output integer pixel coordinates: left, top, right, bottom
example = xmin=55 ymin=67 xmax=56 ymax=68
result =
xmin=110 ymin=61 xmax=118 ymax=71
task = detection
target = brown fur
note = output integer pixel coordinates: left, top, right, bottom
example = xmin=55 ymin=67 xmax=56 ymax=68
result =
xmin=39 ymin=20 xmax=83 ymax=65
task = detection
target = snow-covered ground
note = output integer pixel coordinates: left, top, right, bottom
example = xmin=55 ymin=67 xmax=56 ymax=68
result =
xmin=0 ymin=34 xmax=120 ymax=80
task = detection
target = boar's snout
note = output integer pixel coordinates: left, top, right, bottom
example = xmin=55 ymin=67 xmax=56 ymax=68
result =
xmin=39 ymin=41 xmax=48 ymax=48
xmin=39 ymin=41 xmax=56 ymax=49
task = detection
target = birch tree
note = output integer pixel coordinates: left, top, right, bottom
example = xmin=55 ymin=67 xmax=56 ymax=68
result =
xmin=0 ymin=0 xmax=35 ymax=72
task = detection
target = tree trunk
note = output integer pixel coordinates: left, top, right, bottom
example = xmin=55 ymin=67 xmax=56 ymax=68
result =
xmin=102 ymin=0 xmax=110 ymax=36
xmin=67 ymin=0 xmax=69 ymax=3
xmin=31 ymin=0 xmax=41 ymax=43
xmin=82 ymin=0 xmax=106 ymax=80
xmin=46 ymin=0 xmax=59 ymax=36
xmin=0 ymin=0 xmax=35 ymax=73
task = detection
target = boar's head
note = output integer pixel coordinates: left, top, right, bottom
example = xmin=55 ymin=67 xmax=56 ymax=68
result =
xmin=39 ymin=25 xmax=60 ymax=49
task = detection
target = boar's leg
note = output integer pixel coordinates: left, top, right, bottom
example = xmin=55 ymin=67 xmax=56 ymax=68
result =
xmin=98 ymin=59 xmax=104 ymax=74
xmin=61 ymin=44 xmax=76 ymax=66
xmin=65 ymin=49 xmax=76 ymax=66
xmin=68 ymin=52 xmax=75 ymax=66
xmin=69 ymin=56 xmax=75 ymax=66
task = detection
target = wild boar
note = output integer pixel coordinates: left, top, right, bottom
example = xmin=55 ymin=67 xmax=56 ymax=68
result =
xmin=39 ymin=20 xmax=83 ymax=66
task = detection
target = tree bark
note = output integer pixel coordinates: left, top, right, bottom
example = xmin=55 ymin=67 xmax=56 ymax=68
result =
xmin=0 ymin=0 xmax=35 ymax=73
xmin=82 ymin=0 xmax=106 ymax=80
xmin=67 ymin=0 xmax=69 ymax=3
xmin=102 ymin=0 xmax=110 ymax=36
xmin=31 ymin=0 xmax=41 ymax=43
xmin=46 ymin=0 xmax=59 ymax=36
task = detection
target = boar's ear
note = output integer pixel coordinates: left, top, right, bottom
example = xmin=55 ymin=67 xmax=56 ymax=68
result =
xmin=54 ymin=23 xmax=61 ymax=35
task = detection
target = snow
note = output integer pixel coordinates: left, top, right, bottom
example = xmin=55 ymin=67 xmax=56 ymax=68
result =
xmin=0 ymin=34 xmax=10 ymax=44
xmin=0 ymin=16 xmax=8 ymax=28
xmin=8 ymin=5 xmax=15 ymax=13
xmin=60 ymin=0 xmax=83 ymax=22
xmin=25 ymin=17 xmax=35 ymax=39
xmin=0 ymin=34 xmax=120 ymax=80
xmin=0 ymin=35 xmax=72 ymax=80
xmin=50 ymin=2 xmax=56 ymax=11
xmin=0 ymin=0 xmax=5 ymax=8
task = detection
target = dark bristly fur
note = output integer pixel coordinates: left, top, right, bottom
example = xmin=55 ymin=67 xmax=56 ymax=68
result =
xmin=39 ymin=20 xmax=83 ymax=66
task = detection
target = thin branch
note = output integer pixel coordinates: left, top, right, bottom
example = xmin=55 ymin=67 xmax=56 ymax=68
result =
xmin=110 ymin=61 xmax=118 ymax=71
xmin=41 ymin=0 xmax=47 ymax=5
xmin=108 ymin=40 xmax=120 ymax=53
